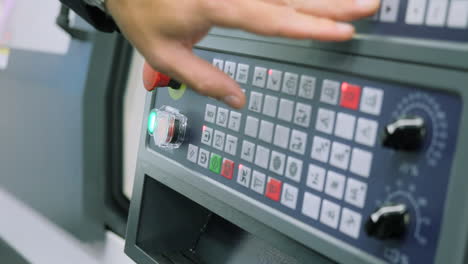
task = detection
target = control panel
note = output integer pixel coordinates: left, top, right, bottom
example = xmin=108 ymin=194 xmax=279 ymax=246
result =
xmin=144 ymin=49 xmax=462 ymax=264
xmin=360 ymin=0 xmax=468 ymax=41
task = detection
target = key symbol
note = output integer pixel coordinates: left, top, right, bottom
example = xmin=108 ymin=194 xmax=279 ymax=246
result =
xmin=284 ymin=189 xmax=294 ymax=201
xmin=289 ymin=162 xmax=298 ymax=176
xmin=273 ymin=156 xmax=282 ymax=170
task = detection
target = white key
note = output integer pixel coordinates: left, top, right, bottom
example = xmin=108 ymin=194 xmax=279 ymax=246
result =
xmin=324 ymin=170 xmax=346 ymax=200
xmin=289 ymin=129 xmax=307 ymax=155
xmin=330 ymin=142 xmax=351 ymax=170
xmin=244 ymin=116 xmax=259 ymax=138
xmin=380 ymin=0 xmax=400 ymax=22
xmin=241 ymin=140 xmax=256 ymax=162
xmin=248 ymin=91 xmax=263 ymax=113
xmin=187 ymin=144 xmax=198 ymax=163
xmin=204 ymin=104 xmax=216 ymax=123
xmin=281 ymin=183 xmax=299 ymax=209
xmin=224 ymin=134 xmax=238 ymax=156
xmin=350 ymin=148 xmax=373 ymax=178
xmin=294 ymin=103 xmax=312 ymax=128
xmin=252 ymin=67 xmax=267 ymax=88
xmin=216 ymin=107 xmax=229 ymax=127
xmin=263 ymin=95 xmax=278 ymax=118
xmin=236 ymin=63 xmax=250 ymax=84
xmin=201 ymin=126 xmax=213 ymax=146
xmin=266 ymin=69 xmax=282 ymax=91
xmin=255 ymin=145 xmax=270 ymax=169
xmin=334 ymin=112 xmax=356 ymax=140
xmin=320 ymin=80 xmax=340 ymax=105
xmin=281 ymin=72 xmax=299 ymax=95
xmin=302 ymin=192 xmax=321 ymax=220
xmin=213 ymin=130 xmax=226 ymax=151
xmin=258 ymin=120 xmax=274 ymax=143
xmin=355 ymin=117 xmax=378 ymax=147
xmin=339 ymin=208 xmax=362 ymax=239
xmin=228 ymin=111 xmax=242 ymax=132
xmin=298 ymin=75 xmax=316 ymax=99
xmin=320 ymin=199 xmax=341 ymax=229
xmin=269 ymin=151 xmax=286 ymax=176
xmin=405 ymin=0 xmax=428 ymax=25
xmin=360 ymin=87 xmax=384 ymax=116
xmin=224 ymin=61 xmax=237 ymax=78
xmin=237 ymin=165 xmax=252 ymax=188
xmin=251 ymin=170 xmax=266 ymax=194
xmin=212 ymin=58 xmax=224 ymax=70
xmin=344 ymin=178 xmax=368 ymax=208
xmin=306 ymin=164 xmax=326 ymax=192
xmin=426 ymin=0 xmax=449 ymax=27
xmin=447 ymin=0 xmax=468 ymax=29
xmin=316 ymin=108 xmax=336 ymax=134
xmin=273 ymin=125 xmax=290 ymax=149
xmin=285 ymin=156 xmax=303 ymax=182
xmin=198 ymin=148 xmax=210 ymax=168
xmin=277 ymin=99 xmax=295 ymax=122
xmin=311 ymin=136 xmax=331 ymax=163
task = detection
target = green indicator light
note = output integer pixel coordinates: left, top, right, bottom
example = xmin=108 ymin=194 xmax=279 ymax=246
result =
xmin=147 ymin=110 xmax=157 ymax=135
xmin=209 ymin=154 xmax=222 ymax=174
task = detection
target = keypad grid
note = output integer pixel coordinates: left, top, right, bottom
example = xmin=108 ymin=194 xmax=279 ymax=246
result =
xmin=183 ymin=55 xmax=384 ymax=242
xmin=150 ymin=49 xmax=464 ymax=264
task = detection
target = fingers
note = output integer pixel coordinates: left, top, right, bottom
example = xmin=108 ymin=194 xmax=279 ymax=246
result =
xmin=259 ymin=0 xmax=380 ymax=21
xmin=148 ymin=41 xmax=246 ymax=109
xmin=204 ymin=0 xmax=355 ymax=41
xmin=285 ymin=0 xmax=381 ymax=21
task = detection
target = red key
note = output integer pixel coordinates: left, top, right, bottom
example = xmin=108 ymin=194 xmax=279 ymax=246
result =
xmin=265 ymin=177 xmax=282 ymax=201
xmin=221 ymin=159 xmax=234 ymax=180
xmin=340 ymin=82 xmax=361 ymax=110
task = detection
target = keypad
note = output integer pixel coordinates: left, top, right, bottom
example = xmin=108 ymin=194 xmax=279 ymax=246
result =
xmin=188 ymin=57 xmax=383 ymax=243
xmin=150 ymin=51 xmax=463 ymax=264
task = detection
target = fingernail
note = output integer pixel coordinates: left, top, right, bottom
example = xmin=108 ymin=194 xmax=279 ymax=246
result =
xmin=223 ymin=95 xmax=241 ymax=107
xmin=336 ymin=23 xmax=355 ymax=34
xmin=356 ymin=0 xmax=377 ymax=8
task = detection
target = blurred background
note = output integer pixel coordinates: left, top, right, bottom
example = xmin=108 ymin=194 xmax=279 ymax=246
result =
xmin=0 ymin=0 xmax=144 ymax=263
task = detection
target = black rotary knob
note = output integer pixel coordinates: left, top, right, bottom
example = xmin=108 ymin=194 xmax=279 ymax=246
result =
xmin=365 ymin=204 xmax=409 ymax=240
xmin=383 ymin=116 xmax=426 ymax=151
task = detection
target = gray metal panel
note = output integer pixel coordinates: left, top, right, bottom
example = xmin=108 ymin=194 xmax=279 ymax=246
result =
xmin=0 ymin=28 xmax=122 ymax=241
xmin=126 ymin=34 xmax=468 ymax=264
xmin=0 ymin=238 xmax=29 ymax=264
xmin=209 ymin=28 xmax=468 ymax=70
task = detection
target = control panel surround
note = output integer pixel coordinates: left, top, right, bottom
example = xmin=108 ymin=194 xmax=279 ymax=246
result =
xmin=145 ymin=49 xmax=462 ymax=264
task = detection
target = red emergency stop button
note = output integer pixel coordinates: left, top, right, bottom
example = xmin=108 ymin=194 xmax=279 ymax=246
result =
xmin=265 ymin=177 xmax=282 ymax=201
xmin=143 ymin=62 xmax=182 ymax=91
xmin=340 ymin=82 xmax=361 ymax=110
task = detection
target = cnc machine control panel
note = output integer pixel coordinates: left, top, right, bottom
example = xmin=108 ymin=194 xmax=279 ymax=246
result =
xmin=144 ymin=49 xmax=462 ymax=264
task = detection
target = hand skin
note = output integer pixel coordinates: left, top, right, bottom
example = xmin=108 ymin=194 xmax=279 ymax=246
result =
xmin=106 ymin=0 xmax=380 ymax=109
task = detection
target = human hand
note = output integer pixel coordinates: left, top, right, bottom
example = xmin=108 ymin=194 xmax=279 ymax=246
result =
xmin=106 ymin=0 xmax=380 ymax=109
